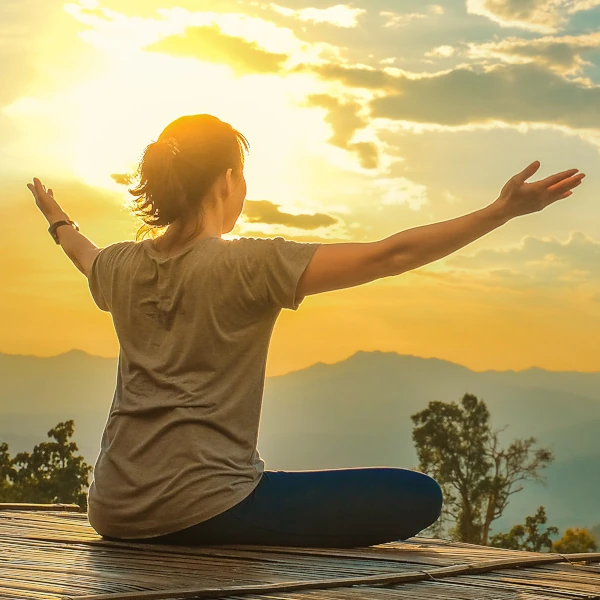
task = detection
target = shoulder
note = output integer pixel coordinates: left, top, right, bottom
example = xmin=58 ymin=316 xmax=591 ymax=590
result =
xmin=228 ymin=236 xmax=318 ymax=256
xmin=91 ymin=240 xmax=138 ymax=271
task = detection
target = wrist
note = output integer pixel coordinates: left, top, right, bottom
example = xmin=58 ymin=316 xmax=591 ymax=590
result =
xmin=46 ymin=210 xmax=70 ymax=225
xmin=485 ymin=198 xmax=512 ymax=227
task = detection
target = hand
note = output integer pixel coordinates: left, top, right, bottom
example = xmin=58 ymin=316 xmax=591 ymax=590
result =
xmin=494 ymin=161 xmax=585 ymax=220
xmin=27 ymin=177 xmax=68 ymax=224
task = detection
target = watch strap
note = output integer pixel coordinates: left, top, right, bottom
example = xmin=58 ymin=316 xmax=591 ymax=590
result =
xmin=48 ymin=220 xmax=79 ymax=244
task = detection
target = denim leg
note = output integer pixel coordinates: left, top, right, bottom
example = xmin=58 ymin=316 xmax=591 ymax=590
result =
xmin=142 ymin=467 xmax=443 ymax=548
xmin=228 ymin=468 xmax=443 ymax=547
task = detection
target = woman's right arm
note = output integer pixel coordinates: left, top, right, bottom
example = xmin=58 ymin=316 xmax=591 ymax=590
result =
xmin=296 ymin=162 xmax=585 ymax=298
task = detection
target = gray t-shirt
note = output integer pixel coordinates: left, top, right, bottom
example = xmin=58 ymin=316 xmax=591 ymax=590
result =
xmin=86 ymin=235 xmax=320 ymax=539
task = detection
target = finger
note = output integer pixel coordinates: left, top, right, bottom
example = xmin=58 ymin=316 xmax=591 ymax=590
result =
xmin=48 ymin=188 xmax=54 ymax=197
xmin=514 ymin=161 xmax=541 ymax=184
xmin=557 ymin=190 xmax=573 ymax=200
xmin=548 ymin=173 xmax=585 ymax=196
xmin=538 ymin=168 xmax=579 ymax=189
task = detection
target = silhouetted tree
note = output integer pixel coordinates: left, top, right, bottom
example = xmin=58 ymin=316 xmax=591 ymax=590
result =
xmin=553 ymin=528 xmax=598 ymax=553
xmin=412 ymin=393 xmax=553 ymax=544
xmin=0 ymin=443 xmax=17 ymax=502
xmin=490 ymin=506 xmax=558 ymax=551
xmin=8 ymin=421 xmax=92 ymax=510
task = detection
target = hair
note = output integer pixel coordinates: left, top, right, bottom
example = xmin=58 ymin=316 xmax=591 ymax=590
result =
xmin=128 ymin=114 xmax=250 ymax=242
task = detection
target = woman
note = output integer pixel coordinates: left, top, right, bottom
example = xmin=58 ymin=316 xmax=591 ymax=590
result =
xmin=27 ymin=114 xmax=585 ymax=548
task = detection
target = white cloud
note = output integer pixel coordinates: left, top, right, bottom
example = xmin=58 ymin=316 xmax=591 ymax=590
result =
xmin=376 ymin=177 xmax=429 ymax=210
xmin=380 ymin=5 xmax=445 ymax=28
xmin=570 ymin=0 xmax=600 ymax=10
xmin=426 ymin=45 xmax=456 ymax=58
xmin=466 ymin=0 xmax=600 ymax=33
xmin=447 ymin=232 xmax=600 ymax=287
xmin=467 ymin=31 xmax=600 ymax=75
xmin=270 ymin=4 xmax=366 ymax=28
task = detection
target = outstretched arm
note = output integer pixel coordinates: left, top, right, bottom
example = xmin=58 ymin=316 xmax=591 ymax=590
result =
xmin=27 ymin=177 xmax=100 ymax=277
xmin=296 ymin=162 xmax=585 ymax=298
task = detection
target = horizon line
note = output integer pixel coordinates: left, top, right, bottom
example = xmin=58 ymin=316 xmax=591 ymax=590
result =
xmin=2 ymin=348 xmax=600 ymax=376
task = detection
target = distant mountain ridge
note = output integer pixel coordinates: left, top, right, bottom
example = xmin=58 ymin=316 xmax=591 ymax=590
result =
xmin=1 ymin=349 xmax=598 ymax=533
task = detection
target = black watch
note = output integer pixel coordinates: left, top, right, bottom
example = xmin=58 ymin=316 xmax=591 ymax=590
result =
xmin=48 ymin=219 xmax=79 ymax=244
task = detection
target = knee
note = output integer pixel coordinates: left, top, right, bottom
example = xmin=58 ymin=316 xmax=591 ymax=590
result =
xmin=415 ymin=472 xmax=443 ymax=529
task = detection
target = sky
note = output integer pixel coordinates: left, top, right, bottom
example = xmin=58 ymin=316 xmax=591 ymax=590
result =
xmin=3 ymin=0 xmax=600 ymax=376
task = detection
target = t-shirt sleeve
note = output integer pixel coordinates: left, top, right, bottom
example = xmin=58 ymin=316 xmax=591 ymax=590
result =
xmin=236 ymin=237 xmax=321 ymax=311
xmin=88 ymin=242 xmax=129 ymax=312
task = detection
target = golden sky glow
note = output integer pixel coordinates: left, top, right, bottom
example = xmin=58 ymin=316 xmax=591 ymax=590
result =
xmin=3 ymin=0 xmax=600 ymax=375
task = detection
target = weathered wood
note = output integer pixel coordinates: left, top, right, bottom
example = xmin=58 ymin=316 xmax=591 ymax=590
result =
xmin=1 ymin=509 xmax=599 ymax=600
xmin=68 ymin=554 xmax=600 ymax=600
xmin=0 ymin=503 xmax=81 ymax=511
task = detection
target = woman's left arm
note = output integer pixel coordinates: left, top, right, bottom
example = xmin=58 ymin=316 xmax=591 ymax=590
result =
xmin=28 ymin=177 xmax=101 ymax=277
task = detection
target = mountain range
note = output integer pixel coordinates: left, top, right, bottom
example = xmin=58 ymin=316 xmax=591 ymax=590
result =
xmin=1 ymin=349 xmax=598 ymax=535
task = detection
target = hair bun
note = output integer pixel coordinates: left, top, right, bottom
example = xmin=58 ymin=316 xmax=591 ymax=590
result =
xmin=129 ymin=114 xmax=249 ymax=239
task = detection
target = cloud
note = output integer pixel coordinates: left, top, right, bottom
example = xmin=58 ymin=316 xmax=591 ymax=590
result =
xmin=310 ymin=62 xmax=600 ymax=130
xmin=447 ymin=231 xmax=600 ymax=287
xmin=243 ymin=200 xmax=338 ymax=230
xmin=375 ymin=178 xmax=429 ymax=211
xmin=369 ymin=63 xmax=600 ymax=129
xmin=144 ymin=24 xmax=289 ymax=74
xmin=466 ymin=0 xmax=600 ymax=33
xmin=380 ymin=5 xmax=445 ymax=28
xmin=270 ymin=4 xmax=366 ymax=28
xmin=467 ymin=32 xmax=600 ymax=75
xmin=306 ymin=94 xmax=379 ymax=169
xmin=307 ymin=64 xmax=392 ymax=89
xmin=426 ymin=45 xmax=457 ymax=59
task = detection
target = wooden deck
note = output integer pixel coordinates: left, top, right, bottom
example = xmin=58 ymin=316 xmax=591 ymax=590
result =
xmin=2 ymin=506 xmax=599 ymax=599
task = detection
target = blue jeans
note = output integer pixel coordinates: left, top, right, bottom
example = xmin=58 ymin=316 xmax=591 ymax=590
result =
xmin=130 ymin=468 xmax=443 ymax=548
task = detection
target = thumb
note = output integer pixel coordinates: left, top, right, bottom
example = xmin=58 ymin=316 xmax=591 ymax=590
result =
xmin=514 ymin=160 xmax=541 ymax=184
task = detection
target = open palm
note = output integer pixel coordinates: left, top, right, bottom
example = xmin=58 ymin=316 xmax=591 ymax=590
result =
xmin=498 ymin=161 xmax=585 ymax=219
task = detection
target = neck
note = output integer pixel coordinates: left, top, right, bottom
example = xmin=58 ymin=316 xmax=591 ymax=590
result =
xmin=157 ymin=207 xmax=225 ymax=250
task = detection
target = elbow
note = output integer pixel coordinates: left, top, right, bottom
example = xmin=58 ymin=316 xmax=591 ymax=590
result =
xmin=382 ymin=251 xmax=415 ymax=278
xmin=372 ymin=239 xmax=415 ymax=279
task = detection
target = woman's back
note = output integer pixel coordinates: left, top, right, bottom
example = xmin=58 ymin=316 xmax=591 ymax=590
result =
xmin=86 ymin=235 xmax=319 ymax=539
xmin=27 ymin=112 xmax=584 ymax=546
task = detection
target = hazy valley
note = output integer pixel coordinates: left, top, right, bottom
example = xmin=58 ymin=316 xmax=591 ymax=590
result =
xmin=1 ymin=349 xmax=598 ymax=535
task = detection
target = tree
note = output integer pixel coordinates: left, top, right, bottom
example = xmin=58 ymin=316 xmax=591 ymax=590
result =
xmin=7 ymin=420 xmax=92 ymax=510
xmin=0 ymin=443 xmax=17 ymax=502
xmin=553 ymin=528 xmax=598 ymax=553
xmin=411 ymin=393 xmax=553 ymax=544
xmin=489 ymin=506 xmax=559 ymax=552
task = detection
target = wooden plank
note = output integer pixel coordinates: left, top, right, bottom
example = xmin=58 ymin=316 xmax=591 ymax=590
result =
xmin=2 ymin=510 xmax=600 ymax=600
xmin=66 ymin=554 xmax=599 ymax=600
xmin=0 ymin=503 xmax=81 ymax=512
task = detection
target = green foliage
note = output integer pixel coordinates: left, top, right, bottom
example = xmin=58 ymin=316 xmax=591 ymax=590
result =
xmin=411 ymin=393 xmax=553 ymax=544
xmin=490 ymin=506 xmax=559 ymax=552
xmin=0 ymin=421 xmax=91 ymax=510
xmin=553 ymin=528 xmax=598 ymax=553
xmin=0 ymin=442 xmax=17 ymax=502
xmin=591 ymin=524 xmax=600 ymax=544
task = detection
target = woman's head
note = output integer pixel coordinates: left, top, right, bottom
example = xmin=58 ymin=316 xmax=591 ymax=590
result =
xmin=129 ymin=114 xmax=249 ymax=242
